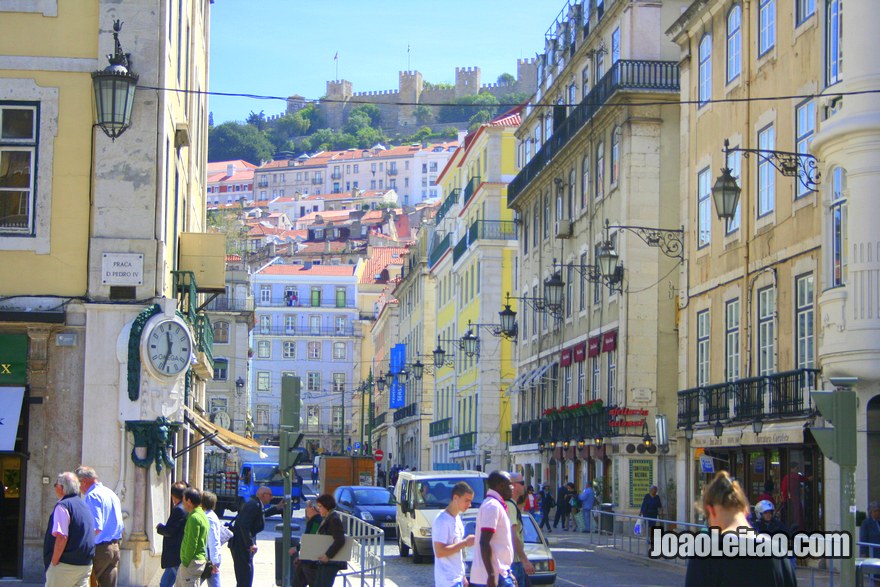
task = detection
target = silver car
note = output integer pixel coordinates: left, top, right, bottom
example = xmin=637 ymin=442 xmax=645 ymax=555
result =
xmin=462 ymin=511 xmax=557 ymax=585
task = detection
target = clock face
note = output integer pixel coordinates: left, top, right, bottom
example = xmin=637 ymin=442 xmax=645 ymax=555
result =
xmin=146 ymin=319 xmax=193 ymax=377
xmin=212 ymin=410 xmax=231 ymax=429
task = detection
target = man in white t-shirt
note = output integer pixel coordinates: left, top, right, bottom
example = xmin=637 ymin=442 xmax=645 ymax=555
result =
xmin=432 ymin=482 xmax=476 ymax=587
xmin=470 ymin=471 xmax=515 ymax=587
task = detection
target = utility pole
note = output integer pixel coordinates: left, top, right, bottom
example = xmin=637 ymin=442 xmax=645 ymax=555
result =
xmin=279 ymin=375 xmax=302 ymax=587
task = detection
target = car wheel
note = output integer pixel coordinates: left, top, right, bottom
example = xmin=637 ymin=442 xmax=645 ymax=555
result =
xmin=398 ymin=534 xmax=410 ymax=557
xmin=411 ymin=534 xmax=425 ymax=563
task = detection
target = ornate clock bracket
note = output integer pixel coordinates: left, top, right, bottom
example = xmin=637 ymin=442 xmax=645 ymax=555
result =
xmin=125 ymin=417 xmax=180 ymax=472
xmin=127 ymin=304 xmax=162 ymax=401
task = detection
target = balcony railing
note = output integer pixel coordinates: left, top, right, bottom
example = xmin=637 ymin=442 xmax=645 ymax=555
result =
xmin=436 ymin=189 xmax=460 ymax=224
xmin=311 ymin=177 xmax=323 ymax=185
xmin=453 ymin=220 xmax=518 ymax=264
xmin=371 ymin=412 xmax=387 ymax=430
xmin=510 ymin=409 xmax=612 ymax=446
xmin=195 ymin=313 xmax=214 ymax=368
xmin=393 ymin=402 xmax=418 ymax=422
xmin=256 ymin=297 xmax=356 ymax=309
xmin=331 ymin=171 xmax=342 ymax=180
xmin=429 ymin=233 xmax=452 ymax=268
xmin=430 ymin=417 xmax=452 ymax=437
xmin=254 ymin=326 xmax=356 ymax=337
xmin=463 ymin=176 xmax=481 ymax=206
xmin=451 ymin=431 xmax=476 ymax=452
xmin=452 ymin=233 xmax=468 ymax=264
xmin=677 ymin=368 xmax=821 ymax=428
xmin=205 ymin=297 xmax=255 ymax=312
xmin=386 ymin=168 xmax=398 ymax=176
xmin=508 ymin=59 xmax=680 ymax=207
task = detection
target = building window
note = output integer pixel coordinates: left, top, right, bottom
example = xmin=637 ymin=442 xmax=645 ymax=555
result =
xmin=697 ymin=168 xmax=712 ymax=247
xmin=306 ymin=405 xmax=319 ymax=427
xmin=758 ymin=0 xmax=775 ymax=56
xmin=595 ymin=141 xmax=605 ymax=200
xmin=332 ymin=373 xmax=345 ymax=393
xmin=581 ymin=65 xmax=590 ymax=98
xmin=333 ymin=341 xmax=346 ymax=360
xmin=826 ymin=0 xmax=842 ymax=86
xmin=213 ymin=321 xmax=229 ymax=344
xmin=285 ymin=315 xmax=296 ymax=334
xmin=209 ymin=397 xmax=228 ymax=414
xmin=565 ymin=265 xmax=574 ymax=317
xmin=335 ymin=287 xmax=346 ymax=308
xmin=725 ymin=299 xmax=740 ymax=382
xmin=563 ymin=365 xmax=571 ymax=405
xmin=610 ymin=127 xmax=621 ymax=184
xmin=533 ymin=204 xmax=539 ymax=248
xmin=606 ymin=351 xmax=616 ymax=404
xmin=531 ymin=286 xmax=539 ymax=335
xmin=577 ymin=361 xmax=585 ymax=403
xmin=257 ymin=371 xmax=270 ymax=392
xmin=611 ymin=27 xmax=620 ymax=63
xmin=697 ymin=310 xmax=710 ymax=386
xmin=757 ymin=125 xmax=775 ymax=216
xmin=283 ymin=341 xmax=296 ymax=359
xmin=596 ymin=45 xmax=606 ymax=78
xmin=212 ymin=358 xmax=228 ymax=381
xmin=795 ymin=100 xmax=815 ymax=199
xmin=543 ymin=193 xmax=550 ymax=239
xmin=309 ymin=315 xmax=321 ymax=335
xmin=308 ymin=341 xmax=321 ymax=359
xmin=581 ymin=154 xmax=590 ymax=209
xmin=796 ymin=273 xmax=815 ymax=372
xmin=256 ymin=406 xmax=271 ymax=428
xmin=335 ymin=316 xmax=347 ymax=334
xmin=797 ymin=0 xmax=815 ymax=23
xmin=699 ymin=35 xmax=712 ymax=106
xmin=579 ymin=252 xmax=588 ymax=311
xmin=257 ymin=340 xmax=271 ymax=359
xmin=332 ymin=406 xmax=343 ymax=431
xmin=307 ymin=372 xmax=320 ymax=392
xmin=310 ymin=286 xmax=321 ymax=307
xmin=725 ymin=149 xmax=742 ymax=233
xmin=260 ymin=285 xmax=271 ymax=303
xmin=758 ymin=286 xmax=777 ymax=376
xmin=727 ymin=5 xmax=742 ymax=82
xmin=259 ymin=315 xmax=270 ymax=334
xmin=591 ymin=356 xmax=600 ymax=400
xmin=0 ymin=104 xmax=37 ymax=234
xmin=829 ymin=167 xmax=847 ymax=287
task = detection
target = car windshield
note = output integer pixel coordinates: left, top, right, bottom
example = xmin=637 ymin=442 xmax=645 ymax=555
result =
xmin=414 ymin=478 xmax=486 ymax=509
xmin=352 ymin=489 xmax=395 ymax=505
xmin=464 ymin=513 xmax=541 ymax=544
xmin=251 ymin=465 xmax=282 ymax=483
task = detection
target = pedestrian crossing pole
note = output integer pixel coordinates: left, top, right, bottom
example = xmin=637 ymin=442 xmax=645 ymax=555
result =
xmin=280 ymin=375 xmax=302 ymax=587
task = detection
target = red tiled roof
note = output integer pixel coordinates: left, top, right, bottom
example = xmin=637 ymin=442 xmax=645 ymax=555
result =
xmin=257 ymin=264 xmax=356 ymax=276
xmin=298 ymin=241 xmax=348 ymax=254
xmin=359 ymin=246 xmax=409 ymax=284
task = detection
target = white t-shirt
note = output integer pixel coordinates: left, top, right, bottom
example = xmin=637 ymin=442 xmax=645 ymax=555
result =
xmin=432 ymin=510 xmax=465 ymax=587
xmin=470 ymin=490 xmax=513 ymax=584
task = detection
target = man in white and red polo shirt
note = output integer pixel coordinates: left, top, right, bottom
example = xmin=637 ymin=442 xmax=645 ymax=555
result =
xmin=470 ymin=471 xmax=516 ymax=587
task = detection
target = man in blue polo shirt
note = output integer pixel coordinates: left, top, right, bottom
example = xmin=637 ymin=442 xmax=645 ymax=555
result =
xmin=76 ymin=466 xmax=124 ymax=587
xmin=44 ymin=471 xmax=95 ymax=587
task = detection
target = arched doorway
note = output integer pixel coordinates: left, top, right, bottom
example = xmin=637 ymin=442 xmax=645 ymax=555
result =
xmin=868 ymin=395 xmax=880 ymax=505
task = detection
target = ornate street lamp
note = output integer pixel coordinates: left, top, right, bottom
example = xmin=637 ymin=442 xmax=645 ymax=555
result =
xmin=498 ymin=304 xmax=517 ymax=339
xmin=411 ymin=360 xmax=425 ymax=381
xmin=460 ymin=329 xmax=480 ymax=357
xmin=711 ymin=166 xmax=741 ymax=221
xmin=596 ymin=241 xmax=620 ymax=281
xmin=543 ymin=271 xmax=565 ymax=310
xmin=92 ymin=20 xmax=139 ymax=140
xmin=713 ymin=420 xmax=724 ymax=438
xmin=375 ymin=372 xmax=387 ymax=392
xmin=752 ymin=417 xmax=764 ymax=435
xmin=235 ymin=376 xmax=245 ymax=397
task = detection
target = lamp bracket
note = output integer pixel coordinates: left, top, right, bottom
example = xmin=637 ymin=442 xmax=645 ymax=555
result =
xmin=505 ymin=292 xmax=564 ymax=321
xmin=604 ymin=219 xmax=684 ymax=262
xmin=466 ymin=320 xmax=517 ymax=342
xmin=723 ymin=139 xmax=820 ymax=193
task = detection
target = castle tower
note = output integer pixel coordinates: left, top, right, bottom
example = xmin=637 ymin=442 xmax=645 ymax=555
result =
xmin=398 ymin=70 xmax=423 ymax=127
xmin=322 ymin=79 xmax=353 ymax=130
xmin=516 ymin=58 xmax=538 ymax=95
xmin=455 ymin=67 xmax=481 ymax=99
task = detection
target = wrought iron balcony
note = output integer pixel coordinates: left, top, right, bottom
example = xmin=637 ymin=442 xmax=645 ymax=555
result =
xmin=393 ymin=402 xmax=418 ymax=422
xmin=463 ymin=176 xmax=482 ymax=205
xmin=508 ymin=59 xmax=680 ymax=207
xmin=195 ymin=313 xmax=214 ymax=368
xmin=450 ymin=431 xmax=476 ymax=452
xmin=453 ymin=220 xmax=519 ymax=264
xmin=371 ymin=411 xmax=387 ymax=429
xmin=386 ymin=167 xmax=398 ymax=176
xmin=430 ymin=417 xmax=452 ymax=437
xmin=428 ymin=233 xmax=452 ymax=268
xmin=253 ymin=325 xmax=356 ymax=337
xmin=331 ymin=171 xmax=342 ymax=180
xmin=510 ymin=409 xmax=612 ymax=446
xmin=255 ymin=297 xmax=355 ymax=309
xmin=436 ymin=189 xmax=460 ymax=224
xmin=677 ymin=368 xmax=821 ymax=428
xmin=205 ymin=296 xmax=255 ymax=312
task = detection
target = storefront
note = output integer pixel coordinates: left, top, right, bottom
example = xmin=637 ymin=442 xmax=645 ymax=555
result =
xmin=0 ymin=334 xmax=28 ymax=579
xmin=689 ymin=424 xmax=823 ymax=531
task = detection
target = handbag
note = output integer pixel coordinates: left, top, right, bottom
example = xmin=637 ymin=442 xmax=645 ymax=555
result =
xmin=200 ymin=561 xmax=214 ymax=581
xmin=633 ymin=520 xmax=642 ymax=536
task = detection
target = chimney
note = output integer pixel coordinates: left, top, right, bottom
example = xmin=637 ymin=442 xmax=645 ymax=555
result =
xmin=227 ymin=163 xmax=235 ymax=177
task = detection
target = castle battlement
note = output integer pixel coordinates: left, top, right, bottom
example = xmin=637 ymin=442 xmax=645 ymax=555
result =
xmin=517 ymin=57 xmax=537 ymax=65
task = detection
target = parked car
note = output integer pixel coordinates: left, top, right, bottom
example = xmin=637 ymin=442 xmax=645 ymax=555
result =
xmin=333 ymin=485 xmax=398 ymax=538
xmin=462 ymin=511 xmax=556 ymax=585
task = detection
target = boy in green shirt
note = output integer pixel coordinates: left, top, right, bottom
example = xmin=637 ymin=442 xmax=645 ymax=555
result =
xmin=175 ymin=488 xmax=209 ymax=587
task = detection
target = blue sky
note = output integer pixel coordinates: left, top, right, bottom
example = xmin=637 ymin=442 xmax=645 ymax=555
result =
xmin=208 ymin=0 xmax=566 ymax=124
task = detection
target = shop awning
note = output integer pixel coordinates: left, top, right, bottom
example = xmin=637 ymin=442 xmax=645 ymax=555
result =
xmin=523 ymin=363 xmax=552 ymax=388
xmin=507 ymin=371 xmax=532 ymax=394
xmin=184 ymin=407 xmax=265 ymax=456
xmin=0 ymin=387 xmax=25 ymax=451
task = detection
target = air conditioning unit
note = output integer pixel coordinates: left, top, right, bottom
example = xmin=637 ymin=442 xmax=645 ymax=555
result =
xmin=555 ymin=220 xmax=572 ymax=238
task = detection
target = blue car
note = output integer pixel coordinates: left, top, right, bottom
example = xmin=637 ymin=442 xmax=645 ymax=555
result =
xmin=333 ymin=486 xmax=398 ymax=538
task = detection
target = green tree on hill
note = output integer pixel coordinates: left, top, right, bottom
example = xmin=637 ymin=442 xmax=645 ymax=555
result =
xmin=209 ymin=121 xmax=275 ymax=163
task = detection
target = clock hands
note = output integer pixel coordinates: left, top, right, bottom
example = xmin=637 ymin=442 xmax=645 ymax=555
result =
xmin=162 ymin=330 xmax=172 ymax=371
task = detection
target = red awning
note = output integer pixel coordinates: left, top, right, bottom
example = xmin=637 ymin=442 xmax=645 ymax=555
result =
xmin=588 ymin=336 xmax=601 ymax=358
xmin=602 ymin=329 xmax=618 ymax=353
xmin=560 ymin=347 xmax=572 ymax=367
xmin=574 ymin=341 xmax=587 ymax=362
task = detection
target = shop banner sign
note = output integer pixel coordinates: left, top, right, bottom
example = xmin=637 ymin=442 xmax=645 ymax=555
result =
xmin=390 ymin=344 xmax=406 ymax=375
xmin=389 ymin=378 xmax=406 ymax=409
xmin=628 ymin=459 xmax=654 ymax=508
xmin=0 ymin=386 xmax=25 ymax=451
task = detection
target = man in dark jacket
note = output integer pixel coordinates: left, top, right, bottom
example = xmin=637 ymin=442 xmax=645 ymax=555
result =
xmin=156 ymin=482 xmax=188 ymax=587
xmin=553 ymin=483 xmax=571 ymax=530
xmin=44 ymin=472 xmax=95 ymax=587
xmin=230 ymin=486 xmax=283 ymax=587
xmin=538 ymin=485 xmax=555 ymax=532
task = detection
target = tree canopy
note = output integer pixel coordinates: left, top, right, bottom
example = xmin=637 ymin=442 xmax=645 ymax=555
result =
xmin=208 ymin=122 xmax=275 ymax=163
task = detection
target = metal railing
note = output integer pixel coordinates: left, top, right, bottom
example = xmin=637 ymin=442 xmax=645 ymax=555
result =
xmin=393 ymin=402 xmax=418 ymax=422
xmin=428 ymin=233 xmax=452 ymax=268
xmin=195 ymin=313 xmax=214 ymax=367
xmin=436 ymin=188 xmax=460 ymax=224
xmin=511 ymin=408 xmax=614 ymax=446
xmin=255 ymin=297 xmax=356 ymax=309
xmin=677 ymin=368 xmax=820 ymax=427
xmin=452 ymin=233 xmax=469 ymax=264
xmin=451 ymin=431 xmax=476 ymax=452
xmin=337 ymin=510 xmax=386 ymax=587
xmin=371 ymin=412 xmax=387 ymax=429
xmin=508 ymin=59 xmax=680 ymax=206
xmin=463 ymin=175 xmax=481 ymax=205
xmin=254 ymin=326 xmax=357 ymax=337
xmin=204 ymin=297 xmax=255 ymax=312
xmin=430 ymin=417 xmax=452 ymax=437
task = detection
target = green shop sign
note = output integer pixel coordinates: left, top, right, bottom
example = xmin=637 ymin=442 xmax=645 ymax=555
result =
xmin=0 ymin=334 xmax=28 ymax=386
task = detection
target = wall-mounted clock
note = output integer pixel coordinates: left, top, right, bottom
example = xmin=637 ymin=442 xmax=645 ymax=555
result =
xmin=144 ymin=318 xmax=193 ymax=378
xmin=212 ymin=410 xmax=231 ymax=429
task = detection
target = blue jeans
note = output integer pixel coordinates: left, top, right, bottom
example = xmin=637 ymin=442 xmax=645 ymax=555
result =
xmin=471 ymin=573 xmax=517 ymax=587
xmin=159 ymin=567 xmax=178 ymax=587
xmin=206 ymin=567 xmax=221 ymax=587
xmin=511 ymin=562 xmax=527 ymax=587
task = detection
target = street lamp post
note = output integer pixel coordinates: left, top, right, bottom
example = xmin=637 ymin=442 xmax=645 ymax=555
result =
xmin=92 ymin=20 xmax=138 ymax=140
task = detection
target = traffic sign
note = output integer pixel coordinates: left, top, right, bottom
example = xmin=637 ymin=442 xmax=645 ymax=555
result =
xmin=354 ymin=441 xmax=362 ymax=449
xmin=374 ymin=449 xmax=384 ymax=462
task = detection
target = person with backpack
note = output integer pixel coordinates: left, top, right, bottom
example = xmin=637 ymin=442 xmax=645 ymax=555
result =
xmin=538 ymin=485 xmax=555 ymax=532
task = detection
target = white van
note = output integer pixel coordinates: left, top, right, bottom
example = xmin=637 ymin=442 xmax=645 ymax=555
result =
xmin=394 ymin=470 xmax=488 ymax=563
